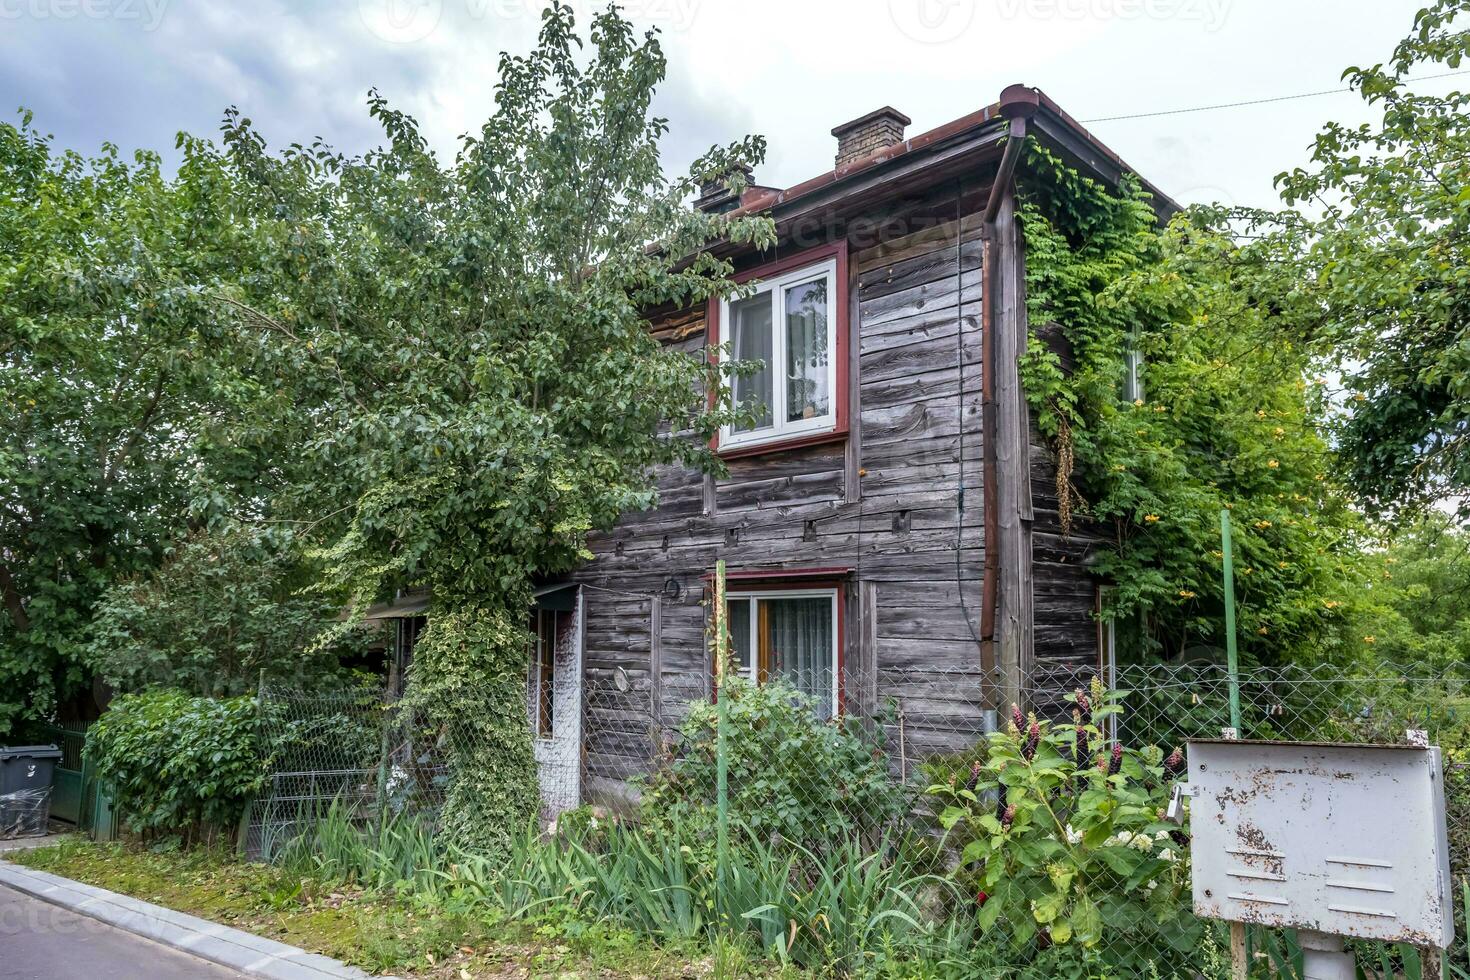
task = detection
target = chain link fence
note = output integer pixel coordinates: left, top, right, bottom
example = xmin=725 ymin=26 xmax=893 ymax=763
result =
xmin=242 ymin=685 xmax=451 ymax=860
xmin=244 ymin=660 xmax=1470 ymax=975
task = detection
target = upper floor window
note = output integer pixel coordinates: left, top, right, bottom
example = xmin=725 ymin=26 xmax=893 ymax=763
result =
xmin=720 ymin=257 xmax=839 ymax=451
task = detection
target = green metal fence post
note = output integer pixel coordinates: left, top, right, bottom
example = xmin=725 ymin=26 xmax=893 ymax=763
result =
xmin=713 ymin=559 xmax=730 ymax=918
xmin=1220 ymin=509 xmax=1243 ymax=734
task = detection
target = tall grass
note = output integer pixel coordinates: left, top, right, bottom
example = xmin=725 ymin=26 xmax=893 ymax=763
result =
xmin=274 ymin=798 xmax=451 ymax=894
xmin=433 ymin=818 xmax=965 ymax=972
xmin=271 ymin=807 xmax=1470 ymax=978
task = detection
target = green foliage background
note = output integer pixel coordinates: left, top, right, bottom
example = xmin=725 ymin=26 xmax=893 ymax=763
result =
xmin=1018 ymin=144 xmax=1373 ymax=666
xmin=87 ymin=526 xmax=371 ymax=698
xmin=0 ymin=111 xmax=288 ymax=730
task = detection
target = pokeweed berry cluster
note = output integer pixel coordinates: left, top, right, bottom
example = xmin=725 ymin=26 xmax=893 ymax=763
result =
xmin=1022 ymin=720 xmax=1042 ymax=761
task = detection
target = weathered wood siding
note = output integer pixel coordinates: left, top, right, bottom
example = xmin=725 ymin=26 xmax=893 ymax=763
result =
xmin=569 ymin=182 xmax=1103 ymax=798
xmin=1028 ymin=422 xmax=1110 ymax=710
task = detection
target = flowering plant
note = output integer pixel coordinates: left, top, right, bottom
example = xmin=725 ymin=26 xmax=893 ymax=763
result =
xmin=927 ymin=680 xmax=1199 ymax=972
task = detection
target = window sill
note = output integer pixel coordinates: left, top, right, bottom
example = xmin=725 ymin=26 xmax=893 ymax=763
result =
xmin=717 ymin=428 xmax=848 ymax=461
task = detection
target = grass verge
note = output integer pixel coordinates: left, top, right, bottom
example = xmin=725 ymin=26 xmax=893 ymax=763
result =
xmin=5 ymin=837 xmax=758 ymax=978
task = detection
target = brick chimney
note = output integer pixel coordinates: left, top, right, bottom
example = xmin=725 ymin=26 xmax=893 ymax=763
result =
xmin=694 ymin=162 xmax=754 ymax=214
xmin=831 ymin=107 xmax=911 ymax=168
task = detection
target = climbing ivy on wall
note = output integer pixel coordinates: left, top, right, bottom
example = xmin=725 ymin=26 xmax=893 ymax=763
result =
xmin=396 ymin=605 xmax=540 ymax=860
xmin=1016 ymin=142 xmax=1374 ymax=666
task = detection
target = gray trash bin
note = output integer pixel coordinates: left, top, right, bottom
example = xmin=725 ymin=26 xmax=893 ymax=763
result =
xmin=0 ymin=745 xmax=62 ymax=839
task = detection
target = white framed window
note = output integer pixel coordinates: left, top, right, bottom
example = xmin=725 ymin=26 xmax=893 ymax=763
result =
xmin=723 ymin=588 xmax=839 ymax=719
xmin=720 ymin=257 xmax=839 ymax=451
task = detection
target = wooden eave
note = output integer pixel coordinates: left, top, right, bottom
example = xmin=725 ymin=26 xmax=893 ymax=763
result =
xmin=703 ymin=86 xmax=1179 ymax=267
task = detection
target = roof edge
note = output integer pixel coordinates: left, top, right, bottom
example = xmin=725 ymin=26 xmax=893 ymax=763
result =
xmin=727 ymin=85 xmax=1180 ymax=226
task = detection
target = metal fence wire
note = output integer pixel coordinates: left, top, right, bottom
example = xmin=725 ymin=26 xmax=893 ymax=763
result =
xmin=242 ymin=685 xmax=455 ymax=859
xmin=244 ymin=660 xmax=1470 ymax=974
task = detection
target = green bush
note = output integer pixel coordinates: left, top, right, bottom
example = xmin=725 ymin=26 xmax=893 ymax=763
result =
xmin=88 ymin=691 xmax=264 ymax=841
xmin=638 ymin=677 xmax=908 ymax=858
xmin=87 ymin=527 xmax=376 ymax=698
xmin=928 ymin=680 xmax=1199 ymax=977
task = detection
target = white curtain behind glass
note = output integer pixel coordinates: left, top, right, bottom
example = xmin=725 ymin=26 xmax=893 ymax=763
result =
xmin=783 ymin=279 xmax=829 ymax=423
xmin=730 ymin=294 xmax=773 ymax=432
xmin=766 ymin=596 xmax=834 ymax=719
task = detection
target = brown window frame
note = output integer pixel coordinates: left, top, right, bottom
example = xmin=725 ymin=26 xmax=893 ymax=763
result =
xmin=532 ymin=609 xmax=558 ymax=739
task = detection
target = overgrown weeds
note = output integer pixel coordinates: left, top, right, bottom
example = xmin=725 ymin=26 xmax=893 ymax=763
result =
xmin=273 ymin=798 xmax=448 ymax=895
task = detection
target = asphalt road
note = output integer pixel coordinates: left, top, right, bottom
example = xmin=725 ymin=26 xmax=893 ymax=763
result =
xmin=0 ymin=883 xmax=247 ymax=980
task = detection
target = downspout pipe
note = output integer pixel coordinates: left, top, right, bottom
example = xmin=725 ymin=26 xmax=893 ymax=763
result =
xmin=979 ymin=85 xmax=1039 ymax=702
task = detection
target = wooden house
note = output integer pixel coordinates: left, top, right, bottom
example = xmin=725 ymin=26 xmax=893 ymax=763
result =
xmin=523 ymin=85 xmax=1178 ymax=812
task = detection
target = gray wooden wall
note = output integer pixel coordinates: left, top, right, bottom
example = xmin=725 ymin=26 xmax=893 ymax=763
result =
xmin=569 ymin=182 xmax=1105 ymax=803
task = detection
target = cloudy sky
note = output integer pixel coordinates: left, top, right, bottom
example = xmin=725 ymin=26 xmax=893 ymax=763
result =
xmin=0 ymin=0 xmax=1454 ymax=209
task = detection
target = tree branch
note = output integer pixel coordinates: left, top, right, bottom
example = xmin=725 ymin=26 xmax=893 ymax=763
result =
xmin=105 ymin=369 xmax=167 ymax=485
xmin=0 ymin=563 xmax=31 ymax=632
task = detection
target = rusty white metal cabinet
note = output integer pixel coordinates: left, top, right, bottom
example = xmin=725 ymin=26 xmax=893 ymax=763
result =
xmin=1187 ymin=739 xmax=1453 ymax=948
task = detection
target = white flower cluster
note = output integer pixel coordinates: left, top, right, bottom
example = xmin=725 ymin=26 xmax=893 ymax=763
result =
xmin=1099 ymin=829 xmax=1179 ymax=856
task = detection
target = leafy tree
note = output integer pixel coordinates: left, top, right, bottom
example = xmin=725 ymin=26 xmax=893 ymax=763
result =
xmin=1228 ymin=0 xmax=1470 ymax=516
xmin=205 ymin=4 xmax=773 ymax=854
xmin=1 ymin=8 xmax=770 ymax=819
xmin=0 ymin=113 xmax=282 ymax=731
xmin=1348 ymin=514 xmax=1470 ymax=670
xmin=86 ymin=526 xmax=374 ymax=698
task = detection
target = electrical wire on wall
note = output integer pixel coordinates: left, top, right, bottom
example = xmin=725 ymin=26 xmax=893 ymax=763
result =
xmin=953 ymin=178 xmax=985 ymax=676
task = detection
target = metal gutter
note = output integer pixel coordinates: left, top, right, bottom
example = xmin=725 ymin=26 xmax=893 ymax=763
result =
xmin=979 ymin=84 xmax=1040 ymax=698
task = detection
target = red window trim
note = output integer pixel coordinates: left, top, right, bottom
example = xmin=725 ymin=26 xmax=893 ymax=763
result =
xmin=706 ymin=568 xmax=849 ymax=715
xmin=706 ymin=241 xmax=851 ymax=458
xmin=703 ymin=566 xmax=854 ymax=584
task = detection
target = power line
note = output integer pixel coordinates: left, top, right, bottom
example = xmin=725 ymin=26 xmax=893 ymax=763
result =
xmin=1081 ymin=69 xmax=1470 ymax=124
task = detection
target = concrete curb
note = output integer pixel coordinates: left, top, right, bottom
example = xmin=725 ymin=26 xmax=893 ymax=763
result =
xmin=0 ymin=860 xmax=399 ymax=980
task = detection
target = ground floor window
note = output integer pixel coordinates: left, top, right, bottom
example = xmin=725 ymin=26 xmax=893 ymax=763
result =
xmin=531 ymin=609 xmax=557 ymax=738
xmin=724 ymin=588 xmax=839 ymax=719
xmin=391 ymin=615 xmax=426 ymax=698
